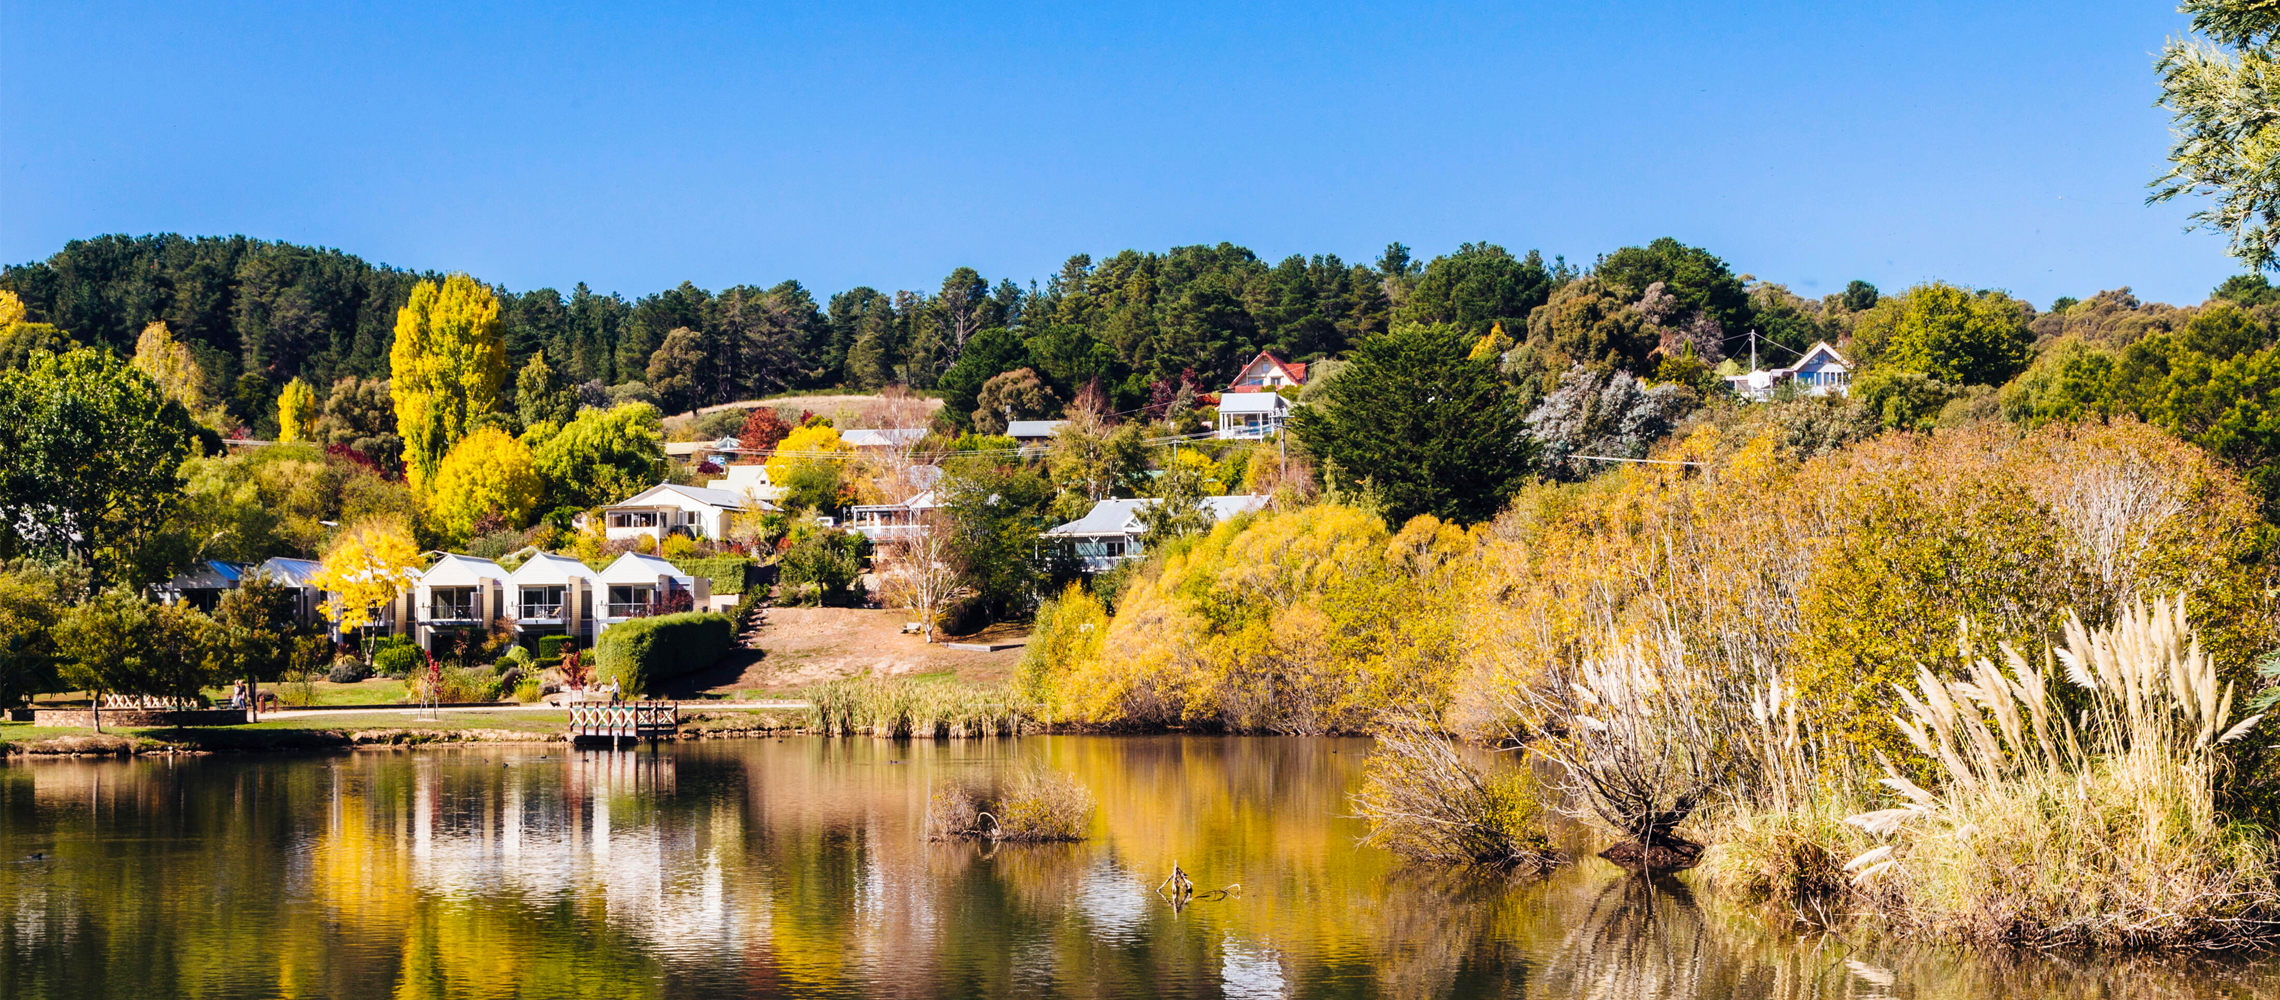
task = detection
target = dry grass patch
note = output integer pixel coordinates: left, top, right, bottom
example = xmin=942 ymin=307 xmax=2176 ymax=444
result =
xmin=927 ymin=767 xmax=1094 ymax=842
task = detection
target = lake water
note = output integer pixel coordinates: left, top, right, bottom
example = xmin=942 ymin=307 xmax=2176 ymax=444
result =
xmin=2 ymin=735 xmax=2276 ymax=999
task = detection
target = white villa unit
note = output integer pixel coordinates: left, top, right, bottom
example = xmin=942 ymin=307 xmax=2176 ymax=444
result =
xmin=412 ymin=553 xmax=509 ymax=650
xmin=1725 ymin=341 xmax=1853 ymax=401
xmin=507 ymin=551 xmax=601 ymax=642
xmin=596 ymin=551 xmax=709 ymax=628
xmin=1043 ymin=494 xmax=1273 ymax=572
xmin=601 ymin=483 xmax=770 ymax=544
xmin=155 ymin=556 xmax=326 ymax=619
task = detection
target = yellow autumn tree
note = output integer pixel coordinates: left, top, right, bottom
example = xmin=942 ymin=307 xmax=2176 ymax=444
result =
xmin=762 ymin=423 xmax=852 ymax=484
xmin=425 ymin=426 xmax=542 ymax=544
xmin=132 ymin=320 xmax=226 ymax=428
xmin=276 ymin=377 xmax=317 ymax=443
xmin=389 ymin=273 xmax=506 ymax=489
xmin=311 ymin=517 xmax=423 ymax=634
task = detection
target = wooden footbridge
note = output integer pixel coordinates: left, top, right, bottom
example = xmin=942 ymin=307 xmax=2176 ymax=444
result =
xmin=566 ymin=701 xmax=680 ymax=746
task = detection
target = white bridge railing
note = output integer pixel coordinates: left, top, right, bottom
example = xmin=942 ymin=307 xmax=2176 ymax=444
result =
xmin=566 ymin=701 xmax=679 ymax=741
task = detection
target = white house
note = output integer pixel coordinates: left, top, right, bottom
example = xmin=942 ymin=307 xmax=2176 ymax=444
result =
xmin=1005 ymin=420 xmax=1066 ymax=445
xmin=594 ymin=551 xmax=710 ymax=637
xmin=1215 ymin=391 xmax=1292 ymax=441
xmin=839 ymin=428 xmax=927 ymax=450
xmin=155 ymin=556 xmax=325 ymax=619
xmin=1226 ymin=351 xmax=1308 ymax=390
xmin=413 ymin=553 xmax=510 ymax=651
xmin=847 ymin=490 xmax=940 ymax=543
xmin=601 ymin=483 xmax=767 ymax=544
xmin=507 ymin=552 xmax=600 ymax=645
xmin=1215 ymin=351 xmax=1308 ymax=440
xmin=1043 ymin=495 xmax=1273 ymax=572
xmin=706 ymin=464 xmax=788 ymax=505
xmin=1725 ymin=341 xmax=1853 ymax=402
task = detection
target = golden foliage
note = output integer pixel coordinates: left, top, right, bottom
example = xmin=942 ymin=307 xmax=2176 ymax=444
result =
xmin=1051 ymin=504 xmax=1476 ymax=733
xmin=424 ymin=426 xmax=542 ymax=544
xmin=131 ymin=320 xmax=225 ymax=428
xmin=389 ymin=274 xmax=506 ymax=489
xmin=311 ymin=518 xmax=422 ymax=632
xmin=276 ymin=377 xmax=317 ymax=443
xmin=762 ymin=423 xmax=851 ymax=486
xmin=1469 ymin=418 xmax=2275 ymax=773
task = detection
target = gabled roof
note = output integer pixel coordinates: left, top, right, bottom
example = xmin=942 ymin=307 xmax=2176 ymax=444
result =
xmin=421 ymin=553 xmax=508 ymax=587
xmin=849 ymin=490 xmax=940 ymax=514
xmin=1043 ymin=494 xmax=1273 ymax=537
xmin=840 ymin=428 xmax=927 ymax=448
xmin=166 ymin=560 xmax=249 ymax=590
xmin=509 ymin=551 xmax=598 ymax=585
xmin=254 ymin=557 xmax=323 ymax=588
xmin=1226 ymin=351 xmax=1307 ymax=390
xmin=1216 ymin=391 xmax=1288 ymax=414
xmin=1789 ymin=341 xmax=1851 ymax=371
xmin=1005 ymin=420 xmax=1066 ymax=439
xmin=598 ymin=551 xmax=693 ymax=585
xmin=608 ymin=482 xmax=750 ymax=510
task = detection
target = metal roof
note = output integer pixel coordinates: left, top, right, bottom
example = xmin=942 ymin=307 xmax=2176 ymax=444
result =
xmin=1042 ymin=495 xmax=1272 ymax=537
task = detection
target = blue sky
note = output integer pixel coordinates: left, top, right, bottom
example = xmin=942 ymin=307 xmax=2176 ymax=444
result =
xmin=0 ymin=1 xmax=2242 ymax=308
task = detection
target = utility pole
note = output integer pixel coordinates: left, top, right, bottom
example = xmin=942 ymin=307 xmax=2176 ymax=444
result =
xmin=1750 ymin=328 xmax=1758 ymax=372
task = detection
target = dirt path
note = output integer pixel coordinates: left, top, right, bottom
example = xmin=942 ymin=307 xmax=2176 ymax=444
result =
xmin=698 ymin=606 xmax=1026 ymax=693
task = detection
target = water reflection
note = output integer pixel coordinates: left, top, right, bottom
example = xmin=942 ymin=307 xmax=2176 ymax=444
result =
xmin=2 ymin=737 xmax=2275 ymax=999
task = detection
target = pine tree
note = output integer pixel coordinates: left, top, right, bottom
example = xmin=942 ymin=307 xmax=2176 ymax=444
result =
xmin=1290 ymin=322 xmax=1532 ymax=525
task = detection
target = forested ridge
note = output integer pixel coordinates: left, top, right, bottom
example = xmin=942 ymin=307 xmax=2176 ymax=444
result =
xmin=0 ymin=232 xmax=1841 ymax=434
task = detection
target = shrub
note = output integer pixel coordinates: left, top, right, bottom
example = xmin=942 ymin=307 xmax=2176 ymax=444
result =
xmin=1841 ymin=600 xmax=2279 ymax=949
xmin=1014 ymin=583 xmax=1107 ymax=723
xmin=778 ymin=527 xmax=865 ymax=606
xmin=535 ymin=635 xmax=568 ymax=661
xmin=325 ymin=657 xmax=368 ymax=685
xmin=373 ymin=644 xmax=420 ymax=679
xmin=1351 ymin=725 xmax=1561 ymax=872
xmin=671 ymin=555 xmax=754 ymax=596
xmin=1066 ymin=504 xmax=1474 ymax=733
xmin=513 ymin=674 xmax=543 ymax=703
xmin=592 ymin=611 xmax=733 ymax=694
xmin=409 ymin=664 xmax=502 ymax=703
xmin=926 ymin=767 xmax=1094 ymax=842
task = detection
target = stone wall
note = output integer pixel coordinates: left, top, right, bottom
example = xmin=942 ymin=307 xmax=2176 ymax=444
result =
xmin=30 ymin=708 xmax=247 ymax=728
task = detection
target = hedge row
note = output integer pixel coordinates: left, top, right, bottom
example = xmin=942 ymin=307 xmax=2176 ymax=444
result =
xmin=670 ymin=556 xmax=756 ymax=596
xmin=594 ymin=611 xmax=735 ymax=694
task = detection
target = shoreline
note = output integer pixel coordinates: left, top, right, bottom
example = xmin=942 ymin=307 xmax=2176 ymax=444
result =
xmin=0 ymin=711 xmax=1263 ymax=758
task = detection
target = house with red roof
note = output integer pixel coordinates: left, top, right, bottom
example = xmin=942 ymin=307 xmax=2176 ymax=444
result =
xmin=1215 ymin=351 xmax=1307 ymax=439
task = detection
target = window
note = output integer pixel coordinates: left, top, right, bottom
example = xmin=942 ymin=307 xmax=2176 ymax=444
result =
xmin=609 ymin=511 xmax=659 ymax=529
xmin=430 ymin=587 xmax=475 ymax=620
xmin=520 ymin=586 xmax=565 ymax=619
xmin=607 ymin=585 xmax=655 ymax=618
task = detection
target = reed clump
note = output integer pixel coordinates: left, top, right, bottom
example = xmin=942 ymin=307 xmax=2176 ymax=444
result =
xmin=1350 ymin=723 xmax=1562 ymax=873
xmin=1840 ymin=599 xmax=2279 ymax=949
xmin=927 ymin=767 xmax=1094 ymax=842
xmin=807 ymin=676 xmax=1029 ymax=737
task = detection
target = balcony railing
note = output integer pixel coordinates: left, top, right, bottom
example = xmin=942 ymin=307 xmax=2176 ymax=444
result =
xmin=606 ymin=602 xmax=653 ymax=618
xmin=427 ymin=604 xmax=476 ymax=621
xmin=518 ymin=604 xmax=564 ymax=620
